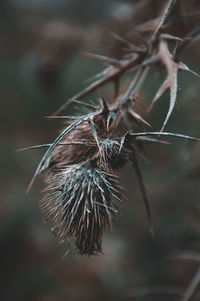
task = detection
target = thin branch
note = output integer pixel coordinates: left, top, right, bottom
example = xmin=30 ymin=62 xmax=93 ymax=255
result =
xmin=129 ymin=152 xmax=155 ymax=238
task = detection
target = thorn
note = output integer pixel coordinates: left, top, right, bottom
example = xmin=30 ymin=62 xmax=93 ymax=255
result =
xmin=160 ymin=33 xmax=183 ymax=42
xmin=83 ymin=51 xmax=121 ymax=66
xmin=179 ymin=62 xmax=200 ymax=78
xmin=110 ymin=31 xmax=146 ymax=53
xmin=172 ymin=40 xmax=179 ymax=58
xmin=119 ymin=136 xmax=125 ymax=153
xmin=71 ymin=99 xmax=97 ymax=109
xmin=84 ymin=67 xmax=111 ymax=84
xmin=26 ymin=178 xmax=35 ymax=194
xmin=88 ymin=119 xmax=101 ymax=153
xmin=128 ymin=109 xmax=151 ymax=127
xmin=147 ymin=79 xmax=168 ymax=113
xmin=45 ymin=115 xmax=79 ymax=119
xmin=136 ymin=137 xmax=170 ymax=144
xmin=129 ymin=131 xmax=200 ymax=142
xmin=16 ymin=147 xmax=26 ymax=152
xmin=106 ymin=111 xmax=116 ymax=131
xmin=151 ymin=0 xmax=176 ymax=39
xmin=16 ymin=144 xmax=51 ymax=152
xmin=97 ymin=87 xmax=109 ymax=112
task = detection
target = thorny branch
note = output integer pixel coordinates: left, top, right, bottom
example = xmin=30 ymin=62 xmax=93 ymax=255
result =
xmin=54 ymin=0 xmax=199 ymax=133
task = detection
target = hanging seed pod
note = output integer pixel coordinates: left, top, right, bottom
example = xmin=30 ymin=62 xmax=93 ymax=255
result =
xmin=40 ymin=162 xmax=121 ymax=255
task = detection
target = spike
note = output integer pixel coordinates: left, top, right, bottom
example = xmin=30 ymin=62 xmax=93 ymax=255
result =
xmin=160 ymin=33 xmax=183 ymax=42
xmin=135 ymin=137 xmax=170 ymax=144
xmin=83 ymin=51 xmax=121 ymax=67
xmin=151 ymin=0 xmax=176 ymax=39
xmin=97 ymin=87 xmax=109 ymax=112
xmin=88 ymin=119 xmax=101 ymax=152
xmin=128 ymin=131 xmax=200 ymax=142
xmin=129 ymin=152 xmax=155 ymax=239
xmin=110 ymin=32 xmax=146 ymax=53
xmin=128 ymin=109 xmax=151 ymax=127
xmin=17 ymin=141 xmax=96 ymax=152
xmin=45 ymin=115 xmax=80 ymax=119
xmin=179 ymin=62 xmax=200 ymax=78
xmin=71 ymin=99 xmax=97 ymax=109
xmin=147 ymin=79 xmax=169 ymax=113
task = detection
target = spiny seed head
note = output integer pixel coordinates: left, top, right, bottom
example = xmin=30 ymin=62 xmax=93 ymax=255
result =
xmin=41 ymin=163 xmax=121 ymax=255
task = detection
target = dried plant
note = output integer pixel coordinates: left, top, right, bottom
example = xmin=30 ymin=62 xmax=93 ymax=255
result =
xmin=19 ymin=0 xmax=200 ymax=255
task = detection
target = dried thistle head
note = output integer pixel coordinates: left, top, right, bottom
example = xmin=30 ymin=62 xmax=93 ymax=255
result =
xmin=41 ymin=162 xmax=121 ymax=255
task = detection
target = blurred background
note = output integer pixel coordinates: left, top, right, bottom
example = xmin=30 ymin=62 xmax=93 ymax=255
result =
xmin=1 ymin=0 xmax=200 ymax=300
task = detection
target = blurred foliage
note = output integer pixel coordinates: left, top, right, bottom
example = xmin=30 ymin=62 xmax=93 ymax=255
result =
xmin=1 ymin=0 xmax=200 ymax=300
